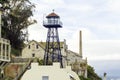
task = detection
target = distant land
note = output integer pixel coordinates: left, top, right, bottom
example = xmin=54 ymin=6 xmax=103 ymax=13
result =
xmin=88 ymin=60 xmax=120 ymax=80
xmin=107 ymin=76 xmax=120 ymax=80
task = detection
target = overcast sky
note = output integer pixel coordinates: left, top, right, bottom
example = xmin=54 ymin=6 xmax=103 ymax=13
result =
xmin=29 ymin=0 xmax=120 ymax=78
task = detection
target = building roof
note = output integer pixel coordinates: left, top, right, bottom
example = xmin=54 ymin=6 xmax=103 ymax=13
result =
xmin=23 ymin=40 xmax=64 ymax=50
xmin=67 ymin=50 xmax=81 ymax=57
xmin=39 ymin=41 xmax=64 ymax=49
xmin=46 ymin=12 xmax=60 ymax=18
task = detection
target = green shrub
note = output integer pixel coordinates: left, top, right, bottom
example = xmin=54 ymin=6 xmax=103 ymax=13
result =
xmin=11 ymin=48 xmax=21 ymax=56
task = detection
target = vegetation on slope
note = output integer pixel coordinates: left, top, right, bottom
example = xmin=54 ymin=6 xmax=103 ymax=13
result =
xmin=79 ymin=65 xmax=102 ymax=80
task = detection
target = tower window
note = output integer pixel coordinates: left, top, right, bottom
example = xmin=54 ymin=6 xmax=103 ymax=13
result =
xmin=28 ymin=45 xmax=30 ymax=49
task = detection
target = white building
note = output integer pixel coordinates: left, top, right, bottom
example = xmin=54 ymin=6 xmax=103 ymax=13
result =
xmin=22 ymin=40 xmax=45 ymax=59
xmin=21 ymin=62 xmax=80 ymax=80
xmin=22 ymin=39 xmax=68 ymax=67
xmin=22 ymin=40 xmax=67 ymax=59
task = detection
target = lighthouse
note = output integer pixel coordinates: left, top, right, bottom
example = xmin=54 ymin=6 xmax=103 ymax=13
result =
xmin=43 ymin=10 xmax=63 ymax=68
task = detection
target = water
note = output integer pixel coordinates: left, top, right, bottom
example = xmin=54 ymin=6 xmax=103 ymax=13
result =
xmin=107 ymin=76 xmax=120 ymax=80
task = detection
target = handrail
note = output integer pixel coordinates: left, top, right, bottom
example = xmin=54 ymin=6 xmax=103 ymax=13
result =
xmin=43 ymin=20 xmax=63 ymax=26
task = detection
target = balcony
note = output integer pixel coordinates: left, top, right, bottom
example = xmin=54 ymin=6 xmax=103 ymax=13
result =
xmin=0 ymin=38 xmax=11 ymax=62
xmin=0 ymin=55 xmax=10 ymax=62
xmin=0 ymin=38 xmax=10 ymax=44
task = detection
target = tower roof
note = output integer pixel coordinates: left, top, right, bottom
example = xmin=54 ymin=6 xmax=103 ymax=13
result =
xmin=46 ymin=12 xmax=60 ymax=18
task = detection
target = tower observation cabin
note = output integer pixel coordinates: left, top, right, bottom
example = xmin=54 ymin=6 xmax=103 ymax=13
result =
xmin=43 ymin=11 xmax=62 ymax=28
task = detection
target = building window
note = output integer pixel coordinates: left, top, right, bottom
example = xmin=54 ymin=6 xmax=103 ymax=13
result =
xmin=28 ymin=45 xmax=30 ymax=49
xmin=6 ymin=45 xmax=9 ymax=59
xmin=0 ymin=43 xmax=1 ymax=52
xmin=3 ymin=44 xmax=5 ymax=59
xmin=36 ymin=45 xmax=39 ymax=49
xmin=42 ymin=76 xmax=49 ymax=80
xmin=32 ymin=53 xmax=35 ymax=57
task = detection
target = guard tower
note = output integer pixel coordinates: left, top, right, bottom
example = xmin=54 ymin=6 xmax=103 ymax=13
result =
xmin=0 ymin=8 xmax=11 ymax=79
xmin=43 ymin=10 xmax=63 ymax=68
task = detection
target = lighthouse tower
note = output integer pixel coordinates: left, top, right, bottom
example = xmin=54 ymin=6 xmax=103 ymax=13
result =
xmin=43 ymin=10 xmax=63 ymax=68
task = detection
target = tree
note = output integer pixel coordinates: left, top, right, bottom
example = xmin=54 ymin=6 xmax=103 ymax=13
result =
xmin=87 ymin=65 xmax=102 ymax=80
xmin=0 ymin=0 xmax=36 ymax=55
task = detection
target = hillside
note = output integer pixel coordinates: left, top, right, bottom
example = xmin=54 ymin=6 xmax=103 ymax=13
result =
xmin=79 ymin=65 xmax=102 ymax=80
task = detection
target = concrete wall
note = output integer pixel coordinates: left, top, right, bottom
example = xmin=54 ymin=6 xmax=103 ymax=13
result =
xmin=5 ymin=64 xmax=23 ymax=78
xmin=67 ymin=50 xmax=86 ymax=65
xmin=21 ymin=62 xmax=80 ymax=80
xmin=66 ymin=50 xmax=87 ymax=78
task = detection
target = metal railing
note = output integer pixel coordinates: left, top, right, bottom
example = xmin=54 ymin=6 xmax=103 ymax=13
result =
xmin=0 ymin=56 xmax=10 ymax=62
xmin=0 ymin=38 xmax=10 ymax=44
xmin=43 ymin=20 xmax=63 ymax=26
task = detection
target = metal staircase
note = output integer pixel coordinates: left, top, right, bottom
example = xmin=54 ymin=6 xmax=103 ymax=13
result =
xmin=13 ymin=59 xmax=33 ymax=80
